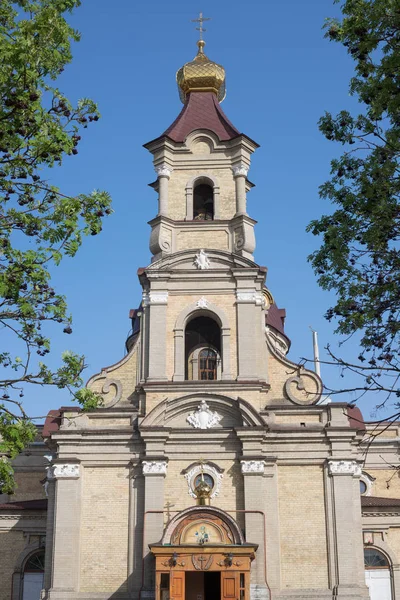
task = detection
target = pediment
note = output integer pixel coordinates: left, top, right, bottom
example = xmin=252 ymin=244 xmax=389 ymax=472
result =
xmin=139 ymin=393 xmax=266 ymax=430
xmin=147 ymin=249 xmax=259 ymax=272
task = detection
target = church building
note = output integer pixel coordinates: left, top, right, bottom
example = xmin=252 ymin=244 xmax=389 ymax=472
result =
xmin=2 ymin=33 xmax=400 ymax=600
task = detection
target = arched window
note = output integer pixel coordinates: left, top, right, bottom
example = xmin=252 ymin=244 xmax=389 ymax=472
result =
xmin=199 ymin=348 xmax=217 ymax=380
xmin=22 ymin=550 xmax=45 ymax=600
xmin=193 ymin=183 xmax=214 ymax=220
xmin=364 ymin=548 xmax=390 ymax=569
xmin=185 ymin=316 xmax=221 ymax=380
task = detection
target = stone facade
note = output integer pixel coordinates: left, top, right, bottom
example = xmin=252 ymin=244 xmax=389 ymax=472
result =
xmin=2 ymin=40 xmax=400 ymax=600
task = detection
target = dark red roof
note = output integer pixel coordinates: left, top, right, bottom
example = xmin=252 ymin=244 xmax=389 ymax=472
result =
xmin=0 ymin=498 xmax=47 ymax=511
xmin=347 ymin=405 xmax=366 ymax=432
xmin=266 ymin=303 xmax=290 ymax=348
xmin=42 ymin=406 xmax=80 ymax=438
xmin=162 ymin=92 xmax=240 ymax=143
xmin=362 ymin=496 xmax=400 ymax=508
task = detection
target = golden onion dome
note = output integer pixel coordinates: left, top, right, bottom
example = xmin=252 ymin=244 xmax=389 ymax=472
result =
xmin=194 ymin=476 xmax=212 ymax=506
xmin=177 ymin=40 xmax=226 ymax=103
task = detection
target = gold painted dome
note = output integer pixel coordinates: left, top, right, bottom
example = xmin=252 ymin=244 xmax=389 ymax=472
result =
xmin=177 ymin=40 xmax=226 ymax=103
xmin=194 ymin=475 xmax=212 ymax=506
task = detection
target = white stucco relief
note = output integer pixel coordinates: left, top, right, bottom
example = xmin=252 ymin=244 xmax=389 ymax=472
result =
xmin=142 ymin=461 xmax=168 ymax=476
xmin=187 ymin=400 xmax=222 ymax=429
xmin=236 ymin=291 xmax=265 ymax=307
xmin=47 ymin=464 xmax=80 ymax=480
xmin=154 ymin=164 xmax=172 ymax=178
xmin=194 ymin=249 xmax=211 ymax=270
xmin=196 ymin=297 xmax=209 ymax=309
xmin=241 ymin=460 xmax=265 ymax=474
xmin=328 ymin=460 xmax=362 ymax=477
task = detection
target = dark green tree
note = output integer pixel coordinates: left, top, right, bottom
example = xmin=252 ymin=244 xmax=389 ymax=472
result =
xmin=307 ymin=0 xmax=400 ymax=413
xmin=0 ymin=0 xmax=112 ymax=492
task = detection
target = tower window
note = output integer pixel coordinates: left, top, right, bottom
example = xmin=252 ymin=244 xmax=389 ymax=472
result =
xmin=185 ymin=316 xmax=221 ymax=380
xmin=193 ymin=183 xmax=214 ymax=220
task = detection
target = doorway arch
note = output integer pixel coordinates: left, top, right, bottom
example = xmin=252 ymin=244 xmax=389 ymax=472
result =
xmin=364 ymin=547 xmax=392 ymax=600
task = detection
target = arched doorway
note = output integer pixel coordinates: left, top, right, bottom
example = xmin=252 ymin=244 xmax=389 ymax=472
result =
xmin=22 ymin=550 xmax=45 ymax=600
xmin=151 ymin=507 xmax=256 ymax=600
xmin=364 ymin=547 xmax=392 ymax=600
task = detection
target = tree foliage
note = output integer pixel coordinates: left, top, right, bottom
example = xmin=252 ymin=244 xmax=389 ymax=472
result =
xmin=0 ymin=0 xmax=111 ymax=492
xmin=307 ymin=0 xmax=400 ymax=409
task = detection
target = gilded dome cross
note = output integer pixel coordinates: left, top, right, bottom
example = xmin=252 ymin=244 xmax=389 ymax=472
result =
xmin=191 ymin=12 xmax=210 ymax=41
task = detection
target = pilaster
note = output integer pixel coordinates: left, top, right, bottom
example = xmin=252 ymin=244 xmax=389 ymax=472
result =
xmin=46 ymin=462 xmax=81 ymax=598
xmin=144 ymin=290 xmax=168 ymax=382
xmin=327 ymin=459 xmax=370 ymax=599
xmin=142 ymin=460 xmax=168 ymax=597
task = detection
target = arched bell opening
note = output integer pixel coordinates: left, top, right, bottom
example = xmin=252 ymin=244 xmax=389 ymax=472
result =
xmin=185 ymin=174 xmax=220 ymax=221
xmin=193 ymin=183 xmax=214 ymax=220
xmin=185 ymin=316 xmax=221 ymax=381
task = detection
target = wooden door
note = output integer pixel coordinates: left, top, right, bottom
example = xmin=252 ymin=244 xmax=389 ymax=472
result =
xmin=221 ymin=572 xmax=239 ymax=600
xmin=170 ymin=571 xmax=185 ymax=600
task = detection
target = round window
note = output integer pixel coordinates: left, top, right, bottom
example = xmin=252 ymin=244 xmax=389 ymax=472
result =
xmin=360 ymin=480 xmax=367 ymax=495
xmin=194 ymin=473 xmax=214 ymax=489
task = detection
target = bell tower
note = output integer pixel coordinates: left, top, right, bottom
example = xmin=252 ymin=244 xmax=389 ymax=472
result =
xmin=144 ymin=38 xmax=259 ymax=261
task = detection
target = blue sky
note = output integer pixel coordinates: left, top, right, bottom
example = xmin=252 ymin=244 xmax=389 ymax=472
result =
xmin=15 ymin=0 xmax=390 ymax=420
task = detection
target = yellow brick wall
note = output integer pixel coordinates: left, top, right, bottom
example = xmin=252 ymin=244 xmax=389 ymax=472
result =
xmin=274 ymin=414 xmax=321 ymax=424
xmin=385 ymin=528 xmax=400 ymax=562
xmin=176 ymin=229 xmax=229 ymax=251
xmin=80 ymin=466 xmax=130 ymax=592
xmin=0 ymin=531 xmax=27 ymax=600
xmin=278 ymin=465 xmax=329 ymax=589
xmin=364 ymin=469 xmax=400 ymax=497
xmin=168 ymin=168 xmax=236 ymax=221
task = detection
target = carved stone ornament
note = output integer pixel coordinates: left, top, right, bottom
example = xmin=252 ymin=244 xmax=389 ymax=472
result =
xmin=232 ymin=164 xmax=249 ymax=178
xmin=155 ymin=164 xmax=172 ymax=179
xmin=47 ymin=464 xmax=80 ymax=479
xmin=196 ymin=297 xmax=209 ymax=309
xmin=284 ymin=371 xmax=322 ymax=405
xmin=194 ymin=249 xmax=211 ymax=270
xmin=328 ymin=460 xmax=362 ymax=477
xmin=236 ymin=291 xmax=265 ymax=307
xmin=187 ymin=400 xmax=222 ymax=429
xmin=185 ymin=464 xmax=223 ymax=499
xmin=142 ymin=461 xmax=168 ymax=476
xmin=192 ymin=554 xmax=213 ymax=571
xmin=241 ymin=460 xmax=265 ymax=475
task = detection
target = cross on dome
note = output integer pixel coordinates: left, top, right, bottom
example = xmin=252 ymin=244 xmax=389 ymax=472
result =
xmin=191 ymin=12 xmax=211 ymax=42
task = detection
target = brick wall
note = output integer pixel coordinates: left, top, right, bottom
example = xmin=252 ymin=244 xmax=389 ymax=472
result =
xmin=278 ymin=465 xmax=329 ymax=589
xmin=80 ymin=466 xmax=130 ymax=592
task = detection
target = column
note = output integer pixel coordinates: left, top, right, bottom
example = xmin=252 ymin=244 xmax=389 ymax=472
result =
xmin=47 ymin=463 xmax=81 ymax=598
xmin=146 ymin=291 xmax=168 ymax=382
xmin=142 ymin=460 xmax=168 ymax=599
xmin=241 ymin=460 xmax=270 ymax=600
xmin=155 ymin=164 xmax=172 ymax=217
xmin=327 ymin=460 xmax=370 ymax=599
xmin=233 ymin=164 xmax=249 ymax=216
